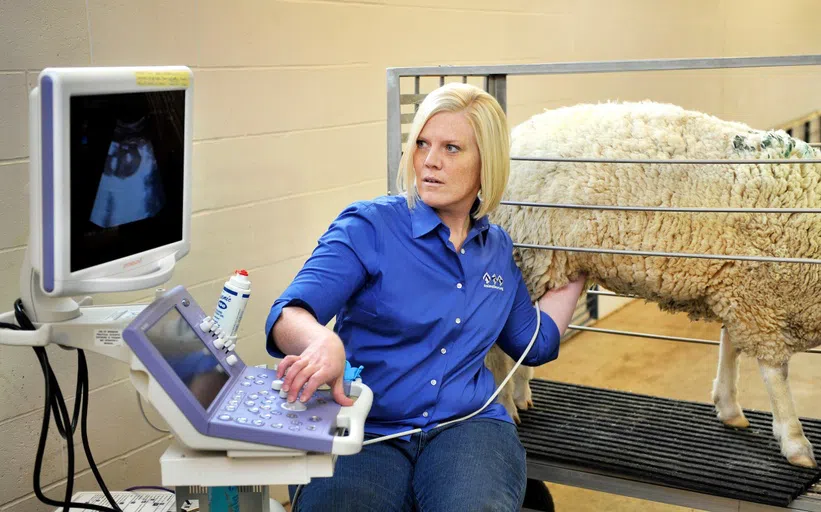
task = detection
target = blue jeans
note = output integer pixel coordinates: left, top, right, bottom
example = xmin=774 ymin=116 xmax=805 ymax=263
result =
xmin=289 ymin=418 xmax=527 ymax=511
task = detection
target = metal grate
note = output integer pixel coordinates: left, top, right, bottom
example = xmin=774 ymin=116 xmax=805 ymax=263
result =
xmin=518 ymin=379 xmax=821 ymax=507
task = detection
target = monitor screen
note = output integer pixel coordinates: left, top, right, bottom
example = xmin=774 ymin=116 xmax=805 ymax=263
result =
xmin=69 ymin=90 xmax=185 ymax=272
xmin=145 ymin=306 xmax=230 ymax=411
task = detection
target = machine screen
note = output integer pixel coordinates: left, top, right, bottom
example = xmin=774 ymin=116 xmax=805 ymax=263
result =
xmin=145 ymin=306 xmax=229 ymax=410
xmin=69 ymin=90 xmax=185 ymax=272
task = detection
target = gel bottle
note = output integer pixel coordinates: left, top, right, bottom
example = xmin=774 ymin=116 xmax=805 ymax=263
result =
xmin=213 ymin=269 xmax=251 ymax=345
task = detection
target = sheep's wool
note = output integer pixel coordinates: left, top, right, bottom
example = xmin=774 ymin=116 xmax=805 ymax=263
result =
xmin=490 ymin=101 xmax=821 ymax=363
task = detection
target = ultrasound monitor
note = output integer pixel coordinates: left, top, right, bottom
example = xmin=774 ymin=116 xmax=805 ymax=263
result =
xmin=28 ymin=67 xmax=193 ymax=296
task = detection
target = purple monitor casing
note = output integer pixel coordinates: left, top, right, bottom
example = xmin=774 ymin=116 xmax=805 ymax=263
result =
xmin=122 ymin=285 xmax=342 ymax=453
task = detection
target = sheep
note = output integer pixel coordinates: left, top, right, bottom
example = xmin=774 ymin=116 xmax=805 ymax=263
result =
xmin=485 ymin=100 xmax=821 ymax=468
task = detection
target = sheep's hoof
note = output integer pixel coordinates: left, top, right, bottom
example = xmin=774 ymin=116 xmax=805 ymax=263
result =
xmin=788 ymin=454 xmax=817 ymax=468
xmin=509 ymin=409 xmax=521 ymax=424
xmin=721 ymin=415 xmax=750 ymax=429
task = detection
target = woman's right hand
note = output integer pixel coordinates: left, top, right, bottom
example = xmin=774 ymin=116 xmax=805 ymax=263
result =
xmin=275 ymin=332 xmax=355 ymax=407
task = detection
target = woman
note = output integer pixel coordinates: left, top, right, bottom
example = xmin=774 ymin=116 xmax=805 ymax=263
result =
xmin=264 ymin=82 xmax=586 ymax=511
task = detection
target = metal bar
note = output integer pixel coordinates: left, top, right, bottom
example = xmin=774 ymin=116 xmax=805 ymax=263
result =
xmin=387 ymin=54 xmax=821 ymax=78
xmin=514 ymin=242 xmax=821 ymax=265
xmin=510 ymin=155 xmax=821 ymax=164
xmin=568 ymin=323 xmax=721 ymax=345
xmin=501 ymin=200 xmax=821 ymax=214
xmin=568 ymin=324 xmax=821 ymax=354
xmin=526 ymin=454 xmax=821 ymax=511
xmin=585 ymin=289 xmax=641 ymax=299
xmin=387 ymin=69 xmax=402 ymax=195
xmin=486 ymin=74 xmax=507 ymax=113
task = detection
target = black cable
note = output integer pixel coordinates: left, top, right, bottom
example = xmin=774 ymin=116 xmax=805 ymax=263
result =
xmin=8 ymin=299 xmax=122 ymax=512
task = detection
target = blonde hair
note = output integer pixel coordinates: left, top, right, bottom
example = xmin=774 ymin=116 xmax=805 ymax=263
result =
xmin=396 ymin=82 xmax=510 ymax=219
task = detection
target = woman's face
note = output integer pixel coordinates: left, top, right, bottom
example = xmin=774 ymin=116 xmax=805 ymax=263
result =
xmin=413 ymin=111 xmax=481 ymax=216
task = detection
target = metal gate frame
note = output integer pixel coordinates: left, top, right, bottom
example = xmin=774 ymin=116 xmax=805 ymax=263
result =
xmin=385 ymin=55 xmax=821 ymax=511
xmin=385 ymin=54 xmax=821 ymax=351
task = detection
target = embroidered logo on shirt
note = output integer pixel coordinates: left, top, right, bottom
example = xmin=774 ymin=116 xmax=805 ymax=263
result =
xmin=482 ymin=272 xmax=504 ymax=291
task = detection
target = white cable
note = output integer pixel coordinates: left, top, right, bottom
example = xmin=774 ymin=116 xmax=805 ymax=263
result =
xmin=362 ymin=302 xmax=541 ymax=446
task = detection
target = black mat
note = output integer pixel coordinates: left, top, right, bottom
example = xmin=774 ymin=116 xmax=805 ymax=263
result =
xmin=517 ymin=379 xmax=821 ymax=507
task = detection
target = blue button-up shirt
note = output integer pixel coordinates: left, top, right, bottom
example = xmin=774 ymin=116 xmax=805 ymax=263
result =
xmin=264 ymin=194 xmax=560 ymax=439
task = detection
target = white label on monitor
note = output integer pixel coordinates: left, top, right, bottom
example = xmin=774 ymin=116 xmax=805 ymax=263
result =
xmin=95 ymin=329 xmax=123 ymax=347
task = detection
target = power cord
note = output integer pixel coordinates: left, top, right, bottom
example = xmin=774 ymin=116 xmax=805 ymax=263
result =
xmin=5 ymin=299 xmax=123 ymax=512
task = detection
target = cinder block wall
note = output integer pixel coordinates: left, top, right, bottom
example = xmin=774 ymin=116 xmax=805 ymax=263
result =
xmin=1 ymin=1 xmax=819 ymax=509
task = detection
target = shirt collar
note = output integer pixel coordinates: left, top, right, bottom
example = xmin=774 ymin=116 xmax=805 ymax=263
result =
xmin=409 ymin=196 xmax=490 ymax=240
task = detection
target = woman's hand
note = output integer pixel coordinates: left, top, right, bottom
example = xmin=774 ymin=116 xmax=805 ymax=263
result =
xmin=537 ymin=274 xmax=588 ymax=335
xmin=275 ymin=332 xmax=354 ymax=406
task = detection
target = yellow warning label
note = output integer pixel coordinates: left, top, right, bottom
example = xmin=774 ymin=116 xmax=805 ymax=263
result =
xmin=135 ymin=71 xmax=190 ymax=87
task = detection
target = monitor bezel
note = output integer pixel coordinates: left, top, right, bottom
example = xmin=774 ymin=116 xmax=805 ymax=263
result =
xmin=32 ymin=66 xmax=193 ymax=296
xmin=122 ymin=285 xmax=246 ymax=433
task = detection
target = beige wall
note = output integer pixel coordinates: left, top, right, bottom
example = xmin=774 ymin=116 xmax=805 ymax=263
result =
xmin=1 ymin=1 xmax=820 ymax=510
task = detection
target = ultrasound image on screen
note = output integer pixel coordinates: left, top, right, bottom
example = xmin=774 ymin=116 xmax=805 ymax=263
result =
xmin=70 ymin=91 xmax=185 ymax=272
xmin=146 ymin=307 xmax=230 ymax=410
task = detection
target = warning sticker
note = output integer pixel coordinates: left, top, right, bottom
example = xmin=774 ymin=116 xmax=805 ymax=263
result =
xmin=135 ymin=71 xmax=190 ymax=87
xmin=95 ymin=329 xmax=123 ymax=347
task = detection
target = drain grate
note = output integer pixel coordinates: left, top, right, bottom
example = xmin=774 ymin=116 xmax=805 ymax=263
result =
xmin=518 ymin=379 xmax=821 ymax=507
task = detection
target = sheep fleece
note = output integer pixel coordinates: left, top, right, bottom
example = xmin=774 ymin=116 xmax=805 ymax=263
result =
xmin=489 ymin=101 xmax=821 ymax=364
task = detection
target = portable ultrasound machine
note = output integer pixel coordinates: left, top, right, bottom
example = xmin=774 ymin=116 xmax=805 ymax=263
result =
xmin=0 ymin=66 xmax=372 ymax=512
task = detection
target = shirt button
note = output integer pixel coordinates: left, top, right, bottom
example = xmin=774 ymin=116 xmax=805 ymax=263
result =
xmin=441 ymin=348 xmax=447 ymax=354
xmin=460 ymin=249 xmax=465 ymax=254
xmin=455 ymin=318 xmax=461 ymax=324
xmin=456 ymin=283 xmax=462 ymax=289
xmin=431 ymin=379 xmax=437 ymax=386
xmin=423 ymin=411 xmax=429 ymax=417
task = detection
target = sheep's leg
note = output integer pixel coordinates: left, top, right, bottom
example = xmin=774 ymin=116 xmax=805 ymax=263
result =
xmin=758 ymin=360 xmax=816 ymax=468
xmin=513 ymin=365 xmax=534 ymax=410
xmin=486 ymin=345 xmax=520 ymax=423
xmin=711 ymin=326 xmax=749 ymax=428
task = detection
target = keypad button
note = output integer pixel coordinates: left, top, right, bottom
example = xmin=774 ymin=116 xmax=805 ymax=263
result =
xmin=245 ymin=375 xmax=255 ymax=380
xmin=259 ymin=390 xmax=269 ymax=396
xmin=289 ymin=426 xmax=300 ymax=431
xmin=241 ymin=382 xmax=252 ymax=387
xmin=286 ymin=413 xmax=298 ymax=419
xmin=249 ymin=394 xmax=259 ymax=400
xmin=271 ymin=423 xmax=283 ymax=429
xmin=225 ymin=406 xmax=237 ymax=412
xmin=255 ymin=380 xmax=265 ymax=385
xmin=229 ymin=400 xmax=239 ymax=406
xmin=271 ymin=411 xmax=282 ymax=416
xmin=245 ymin=400 xmax=255 ymax=407
xmin=260 ymin=405 xmax=271 ymax=411
xmin=258 ymin=374 xmax=269 ymax=379
xmin=237 ymin=417 xmax=249 ymax=424
xmin=264 ymin=399 xmax=274 ymax=405
xmin=260 ymin=413 xmax=272 ymax=419
xmin=271 ymin=379 xmax=284 ymax=391
xmin=218 ymin=414 xmax=232 ymax=421
xmin=253 ymin=419 xmax=265 ymax=427
xmin=307 ymin=425 xmax=316 ymax=431
xmin=249 ymin=407 xmax=260 ymax=414
xmin=310 ymin=416 xmax=321 ymax=422
xmin=282 ymin=401 xmax=307 ymax=412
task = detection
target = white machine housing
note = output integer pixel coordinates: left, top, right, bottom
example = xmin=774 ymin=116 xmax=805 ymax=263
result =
xmin=28 ymin=66 xmax=193 ymax=298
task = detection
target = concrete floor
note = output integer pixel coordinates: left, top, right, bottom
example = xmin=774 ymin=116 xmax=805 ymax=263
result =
xmin=536 ymin=298 xmax=821 ymax=511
